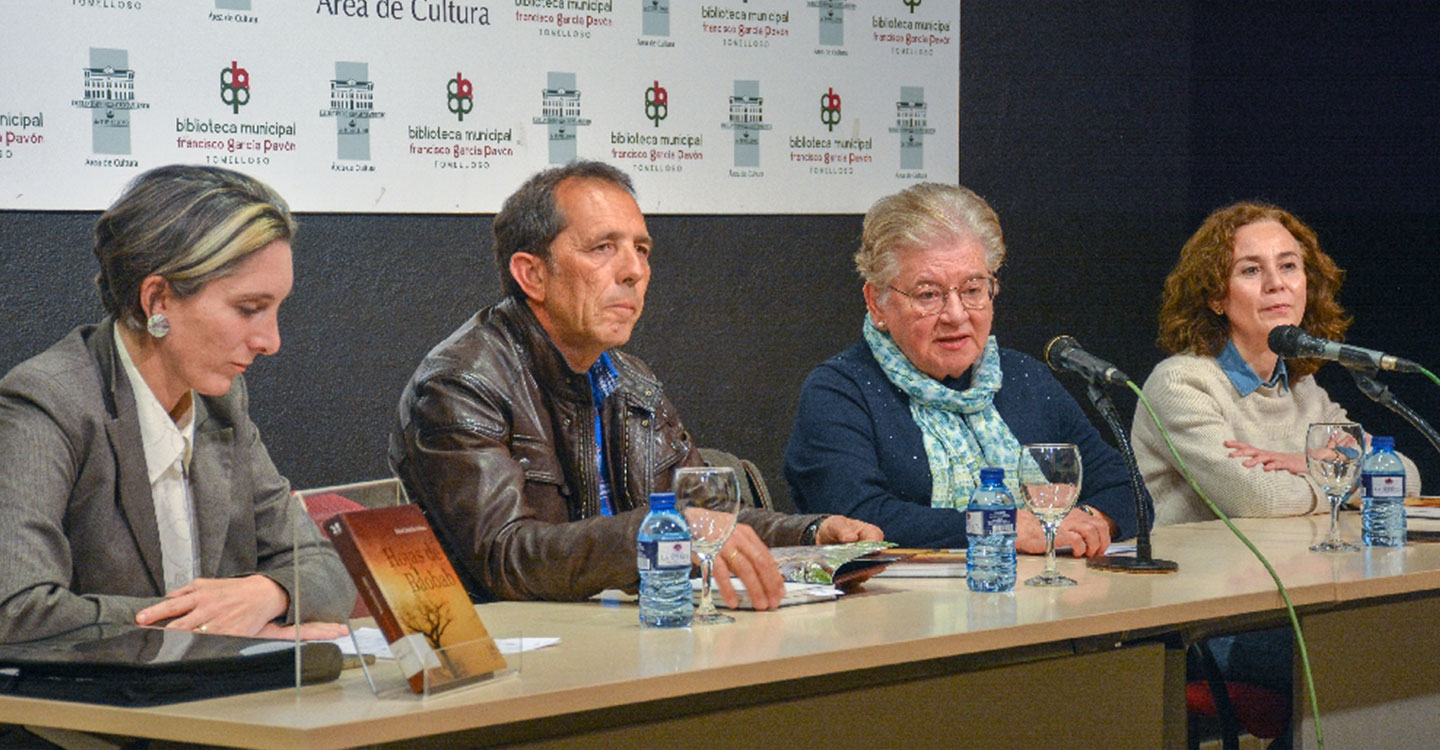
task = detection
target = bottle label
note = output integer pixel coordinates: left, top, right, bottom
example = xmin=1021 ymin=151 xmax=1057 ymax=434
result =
xmin=638 ymin=539 xmax=692 ymax=571
xmin=966 ymin=507 xmax=1017 ymax=536
xmin=1363 ymin=473 xmax=1405 ymax=499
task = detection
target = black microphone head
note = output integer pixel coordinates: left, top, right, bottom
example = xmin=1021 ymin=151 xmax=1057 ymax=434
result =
xmin=1268 ymin=325 xmax=1305 ymax=357
xmin=1043 ymin=335 xmax=1080 ymax=373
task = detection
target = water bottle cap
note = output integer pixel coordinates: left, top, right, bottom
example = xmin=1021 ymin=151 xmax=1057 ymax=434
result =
xmin=979 ymin=467 xmax=1005 ymax=484
xmin=1372 ymin=436 xmax=1395 ymax=451
xmin=648 ymin=492 xmax=676 ymax=510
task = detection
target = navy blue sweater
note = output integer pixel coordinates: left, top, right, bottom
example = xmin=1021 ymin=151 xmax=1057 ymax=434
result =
xmin=784 ymin=342 xmax=1143 ymax=548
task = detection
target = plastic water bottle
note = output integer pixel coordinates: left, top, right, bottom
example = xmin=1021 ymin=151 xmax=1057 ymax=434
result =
xmin=1361 ymin=436 xmax=1407 ymax=547
xmin=966 ymin=467 xmax=1017 ymax=592
xmin=637 ymin=492 xmax=693 ymax=627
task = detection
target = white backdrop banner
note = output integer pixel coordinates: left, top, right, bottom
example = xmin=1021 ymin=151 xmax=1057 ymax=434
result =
xmin=0 ymin=0 xmax=958 ymax=214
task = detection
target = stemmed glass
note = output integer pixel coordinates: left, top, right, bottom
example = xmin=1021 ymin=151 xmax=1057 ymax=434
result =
xmin=674 ymin=466 xmax=741 ymax=625
xmin=1306 ymin=422 xmax=1364 ymax=552
xmin=1016 ymin=443 xmax=1083 ymax=587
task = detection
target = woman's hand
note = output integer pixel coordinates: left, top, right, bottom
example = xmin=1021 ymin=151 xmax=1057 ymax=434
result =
xmin=1224 ymin=440 xmax=1307 ymax=475
xmin=815 ymin=515 xmax=885 ymax=544
xmin=1015 ymin=508 xmax=1111 ymax=558
xmin=255 ymin=622 xmax=351 ymax=641
xmin=134 ymin=574 xmax=289 ymax=636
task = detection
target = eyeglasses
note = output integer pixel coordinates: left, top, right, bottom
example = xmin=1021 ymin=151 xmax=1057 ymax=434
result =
xmin=888 ymin=277 xmax=997 ymax=315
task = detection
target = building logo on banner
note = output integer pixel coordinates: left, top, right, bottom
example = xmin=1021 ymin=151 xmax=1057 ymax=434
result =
xmin=721 ymin=80 xmax=770 ymax=173
xmin=820 ymin=87 xmax=841 ymax=132
xmin=320 ymin=62 xmax=385 ymax=165
xmin=448 ymin=72 xmax=474 ymax=122
xmin=210 ymin=0 xmax=258 ymax=23
xmin=72 ymin=48 xmax=148 ymax=161
xmin=641 ymin=0 xmax=670 ymax=38
xmin=807 ymin=0 xmax=854 ymax=49
xmin=533 ymin=72 xmax=591 ymax=164
xmin=902 ymin=0 xmax=922 ymax=13
xmin=889 ymin=85 xmax=934 ymax=174
xmin=221 ymin=61 xmax=250 ymax=115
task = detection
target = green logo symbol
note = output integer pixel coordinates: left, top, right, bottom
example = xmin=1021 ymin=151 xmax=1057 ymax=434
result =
xmin=220 ymin=61 xmax=250 ymax=115
xmin=820 ymin=87 xmax=841 ymax=132
xmin=448 ymin=72 xmax=474 ymax=122
xmin=645 ymin=80 xmax=668 ymax=127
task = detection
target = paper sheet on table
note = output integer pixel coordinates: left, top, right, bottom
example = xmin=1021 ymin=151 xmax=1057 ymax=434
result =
xmin=327 ymin=628 xmax=560 ymax=659
xmin=1406 ymin=506 xmax=1440 ymax=520
xmin=692 ymin=578 xmax=842 ymax=608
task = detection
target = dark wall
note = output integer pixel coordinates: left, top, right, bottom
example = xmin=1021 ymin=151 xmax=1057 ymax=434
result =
xmin=2 ymin=1 xmax=1437 ymax=510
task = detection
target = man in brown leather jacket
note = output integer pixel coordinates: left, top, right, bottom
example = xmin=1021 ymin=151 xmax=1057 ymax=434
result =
xmin=391 ymin=161 xmax=881 ymax=607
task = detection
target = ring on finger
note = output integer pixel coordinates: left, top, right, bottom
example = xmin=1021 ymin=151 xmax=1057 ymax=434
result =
xmin=726 ymin=550 xmax=741 ymax=562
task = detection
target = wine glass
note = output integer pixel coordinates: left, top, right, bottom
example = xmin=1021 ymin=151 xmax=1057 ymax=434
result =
xmin=1306 ymin=422 xmax=1364 ymax=552
xmin=1016 ymin=443 xmax=1083 ymax=587
xmin=674 ymin=466 xmax=741 ymax=625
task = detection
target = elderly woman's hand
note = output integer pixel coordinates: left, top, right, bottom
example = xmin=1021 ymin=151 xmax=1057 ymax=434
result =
xmin=1224 ymin=440 xmax=1307 ymax=475
xmin=1016 ymin=508 xmax=1112 ymax=558
xmin=815 ymin=515 xmax=885 ymax=544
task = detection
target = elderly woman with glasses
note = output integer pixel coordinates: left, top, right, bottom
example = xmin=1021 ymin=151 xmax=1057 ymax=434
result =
xmin=783 ymin=183 xmax=1140 ymax=553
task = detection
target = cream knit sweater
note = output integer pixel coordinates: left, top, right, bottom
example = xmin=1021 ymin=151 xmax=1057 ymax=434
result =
xmin=1132 ymin=353 xmax=1421 ymax=525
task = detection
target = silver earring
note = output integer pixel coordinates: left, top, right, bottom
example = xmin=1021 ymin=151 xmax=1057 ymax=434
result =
xmin=875 ymin=320 xmax=888 ymax=331
xmin=146 ymin=313 xmax=170 ymax=339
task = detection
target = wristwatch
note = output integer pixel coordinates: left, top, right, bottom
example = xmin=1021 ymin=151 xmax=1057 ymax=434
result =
xmin=801 ymin=516 xmax=828 ymax=545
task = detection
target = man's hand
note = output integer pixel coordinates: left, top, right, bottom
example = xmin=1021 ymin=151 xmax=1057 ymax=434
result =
xmin=814 ymin=515 xmax=884 ymax=544
xmin=135 ymin=574 xmax=289 ymax=636
xmin=1225 ymin=440 xmax=1307 ymax=475
xmin=686 ymin=509 xmax=787 ymax=611
xmin=1015 ymin=508 xmax=1111 ymax=558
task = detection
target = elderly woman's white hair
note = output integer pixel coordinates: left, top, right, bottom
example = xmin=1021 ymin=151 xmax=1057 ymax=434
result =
xmin=854 ymin=183 xmax=1006 ymax=291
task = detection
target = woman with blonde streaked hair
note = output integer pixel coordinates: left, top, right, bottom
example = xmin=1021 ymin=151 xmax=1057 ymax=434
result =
xmin=0 ymin=165 xmax=354 ymax=644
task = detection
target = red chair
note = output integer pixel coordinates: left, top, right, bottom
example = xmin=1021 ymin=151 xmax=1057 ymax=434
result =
xmin=301 ymin=492 xmax=371 ymax=619
xmin=1186 ymin=642 xmax=1290 ymax=749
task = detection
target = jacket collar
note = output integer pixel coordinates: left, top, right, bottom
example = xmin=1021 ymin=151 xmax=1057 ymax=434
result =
xmin=493 ymin=296 xmax=666 ymax=414
xmin=84 ymin=318 xmax=232 ymax=589
xmin=495 ymin=296 xmax=599 ymax=404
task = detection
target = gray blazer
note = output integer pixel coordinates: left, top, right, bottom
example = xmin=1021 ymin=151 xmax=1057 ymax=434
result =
xmin=0 ymin=320 xmax=355 ymax=642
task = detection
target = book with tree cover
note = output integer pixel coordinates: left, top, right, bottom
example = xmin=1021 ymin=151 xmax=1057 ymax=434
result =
xmin=323 ymin=504 xmax=506 ymax=693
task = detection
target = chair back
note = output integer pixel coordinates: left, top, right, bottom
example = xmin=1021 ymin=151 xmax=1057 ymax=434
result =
xmin=297 ymin=477 xmax=407 ymax=509
xmin=697 ymin=448 xmax=774 ymax=511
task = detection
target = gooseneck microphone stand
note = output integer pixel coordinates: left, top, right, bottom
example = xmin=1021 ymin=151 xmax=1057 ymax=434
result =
xmin=1348 ymin=368 xmax=1440 ymax=458
xmin=1083 ymin=382 xmax=1178 ymax=573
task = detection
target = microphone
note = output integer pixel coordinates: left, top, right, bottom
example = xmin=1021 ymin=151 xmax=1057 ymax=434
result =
xmin=1044 ymin=336 xmax=1131 ymax=386
xmin=1267 ymin=325 xmax=1422 ymax=373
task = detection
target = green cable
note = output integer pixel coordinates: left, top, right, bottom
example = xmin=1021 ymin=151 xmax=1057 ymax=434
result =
xmin=1128 ymin=381 xmax=1324 ymax=749
xmin=1422 ymin=366 xmax=1440 ymax=390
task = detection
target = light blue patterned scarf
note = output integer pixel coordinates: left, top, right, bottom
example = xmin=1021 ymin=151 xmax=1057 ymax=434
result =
xmin=863 ymin=314 xmax=1022 ymax=507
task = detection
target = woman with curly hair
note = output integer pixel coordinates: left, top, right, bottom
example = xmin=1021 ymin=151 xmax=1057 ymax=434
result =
xmin=1132 ymin=202 xmax=1419 ymax=525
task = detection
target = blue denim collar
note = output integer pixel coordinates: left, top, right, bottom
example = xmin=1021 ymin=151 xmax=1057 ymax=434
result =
xmin=1218 ymin=339 xmax=1288 ymax=396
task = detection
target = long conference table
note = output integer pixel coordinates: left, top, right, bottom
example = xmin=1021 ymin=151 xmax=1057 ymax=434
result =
xmin=4 ymin=514 xmax=1440 ymax=749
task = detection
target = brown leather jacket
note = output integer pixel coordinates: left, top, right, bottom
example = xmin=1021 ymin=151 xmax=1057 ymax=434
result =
xmin=390 ymin=297 xmax=820 ymax=601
